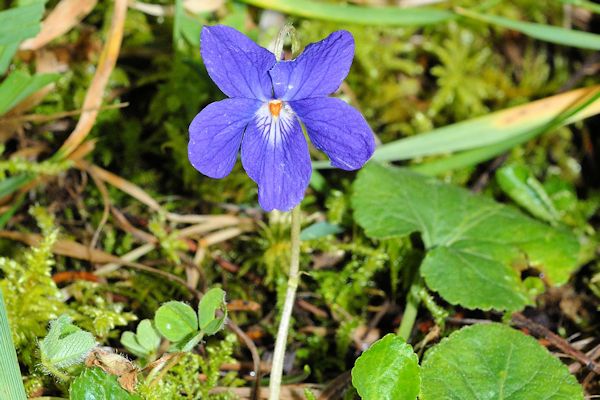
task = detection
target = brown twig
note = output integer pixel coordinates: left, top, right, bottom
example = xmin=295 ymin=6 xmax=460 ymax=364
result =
xmin=511 ymin=313 xmax=600 ymax=375
xmin=0 ymin=230 xmax=199 ymax=297
xmin=0 ymin=103 xmax=129 ymax=124
xmin=226 ymin=319 xmax=262 ymax=400
xmin=87 ymin=167 xmax=111 ymax=249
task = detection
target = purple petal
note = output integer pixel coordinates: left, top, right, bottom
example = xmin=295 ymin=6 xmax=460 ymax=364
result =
xmin=188 ymin=98 xmax=261 ymax=178
xmin=241 ymin=104 xmax=311 ymax=211
xmin=201 ymin=25 xmax=276 ymax=100
xmin=290 ymin=97 xmax=375 ymax=170
xmin=269 ymin=30 xmax=354 ymax=100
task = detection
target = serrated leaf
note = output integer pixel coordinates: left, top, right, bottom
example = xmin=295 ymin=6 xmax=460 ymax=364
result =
xmin=154 ymin=301 xmax=198 ymax=342
xmin=70 ymin=367 xmax=141 ymax=400
xmin=351 ymin=334 xmax=420 ymax=400
xmin=421 ymin=323 xmax=584 ymax=399
xmin=198 ymin=287 xmax=227 ymax=335
xmin=352 ymin=163 xmax=579 ymax=311
xmin=40 ymin=315 xmax=96 ymax=370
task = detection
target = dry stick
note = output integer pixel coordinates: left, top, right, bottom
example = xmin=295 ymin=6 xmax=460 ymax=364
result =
xmin=0 ymin=103 xmax=129 ymax=123
xmin=87 ymin=168 xmax=111 ymax=249
xmin=227 ymin=319 xmax=262 ymax=400
xmin=0 ymin=230 xmax=200 ymax=297
xmin=269 ymin=205 xmax=302 ymax=400
xmin=55 ymin=0 xmax=127 ymax=159
xmin=511 ymin=313 xmax=600 ymax=375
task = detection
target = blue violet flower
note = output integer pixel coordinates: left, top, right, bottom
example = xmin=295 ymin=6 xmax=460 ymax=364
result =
xmin=188 ymin=25 xmax=375 ymax=211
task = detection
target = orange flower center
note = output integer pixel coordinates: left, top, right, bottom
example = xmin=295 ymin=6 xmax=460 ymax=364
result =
xmin=269 ymin=100 xmax=283 ymax=117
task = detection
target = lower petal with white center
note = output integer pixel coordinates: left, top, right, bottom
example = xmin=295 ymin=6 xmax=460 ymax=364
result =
xmin=241 ymin=103 xmax=311 ymax=211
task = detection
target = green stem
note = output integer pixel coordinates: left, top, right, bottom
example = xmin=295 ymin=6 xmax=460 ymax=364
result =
xmin=0 ymin=290 xmax=27 ymax=400
xmin=398 ymin=281 xmax=422 ymax=341
xmin=268 ymin=206 xmax=302 ymax=400
xmin=40 ymin=356 xmax=70 ymax=382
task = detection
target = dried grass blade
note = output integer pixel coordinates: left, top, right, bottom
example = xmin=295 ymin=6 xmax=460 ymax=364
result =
xmin=55 ymin=0 xmax=127 ymax=158
xmin=20 ymin=0 xmax=98 ymax=51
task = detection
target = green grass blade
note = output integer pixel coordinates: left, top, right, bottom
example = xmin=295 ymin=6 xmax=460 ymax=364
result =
xmin=0 ymin=291 xmax=27 ymax=400
xmin=0 ymin=193 xmax=25 ymax=229
xmin=237 ymin=0 xmax=454 ymax=26
xmin=456 ymin=7 xmax=600 ymax=50
xmin=0 ymin=43 xmax=19 ymax=76
xmin=0 ymin=1 xmax=45 ymax=46
xmin=559 ymin=0 xmax=600 ymax=14
xmin=0 ymin=71 xmax=59 ymax=116
xmin=414 ymin=88 xmax=600 ymax=175
xmin=0 ymin=174 xmax=34 ymax=198
xmin=313 ymin=86 xmax=600 ymax=170
xmin=372 ymin=86 xmax=600 ymax=163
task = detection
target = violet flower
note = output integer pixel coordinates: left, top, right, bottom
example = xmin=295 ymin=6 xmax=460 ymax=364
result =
xmin=188 ymin=25 xmax=375 ymax=211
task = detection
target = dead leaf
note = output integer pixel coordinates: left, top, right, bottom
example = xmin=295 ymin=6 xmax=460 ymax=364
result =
xmin=184 ymin=0 xmax=224 ymax=14
xmin=86 ymin=348 xmax=138 ymax=393
xmin=57 ymin=0 xmax=127 ymax=158
xmin=21 ymin=0 xmax=98 ymax=51
xmin=227 ymin=299 xmax=261 ymax=312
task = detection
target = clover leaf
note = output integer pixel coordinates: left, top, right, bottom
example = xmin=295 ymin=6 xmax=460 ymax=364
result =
xmin=198 ymin=287 xmax=227 ymax=335
xmin=121 ymin=319 xmax=161 ymax=359
xmin=153 ymin=288 xmax=227 ymax=352
xmin=154 ymin=301 xmax=198 ymax=342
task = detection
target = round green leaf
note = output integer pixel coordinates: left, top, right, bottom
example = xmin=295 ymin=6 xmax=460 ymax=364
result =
xmin=421 ymin=323 xmax=584 ymax=400
xmin=70 ymin=367 xmax=141 ymax=400
xmin=198 ymin=288 xmax=227 ymax=335
xmin=351 ymin=334 xmax=420 ymax=400
xmin=120 ymin=331 xmax=148 ymax=358
xmin=154 ymin=301 xmax=198 ymax=342
xmin=136 ymin=319 xmax=161 ymax=352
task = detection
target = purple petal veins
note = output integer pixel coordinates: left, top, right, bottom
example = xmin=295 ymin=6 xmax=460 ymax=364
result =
xmin=201 ymin=25 xmax=275 ymax=100
xmin=188 ymin=25 xmax=375 ymax=211
xmin=269 ymin=30 xmax=355 ymax=101
xmin=290 ymin=97 xmax=375 ymax=170
xmin=188 ymin=98 xmax=260 ymax=178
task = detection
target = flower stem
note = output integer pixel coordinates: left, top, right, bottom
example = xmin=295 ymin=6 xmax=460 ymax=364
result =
xmin=397 ymin=280 xmax=422 ymax=341
xmin=268 ymin=205 xmax=301 ymax=400
xmin=0 ymin=290 xmax=27 ymax=400
xmin=40 ymin=355 xmax=71 ymax=382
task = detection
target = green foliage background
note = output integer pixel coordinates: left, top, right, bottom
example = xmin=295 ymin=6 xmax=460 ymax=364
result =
xmin=1 ymin=0 xmax=599 ymax=398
